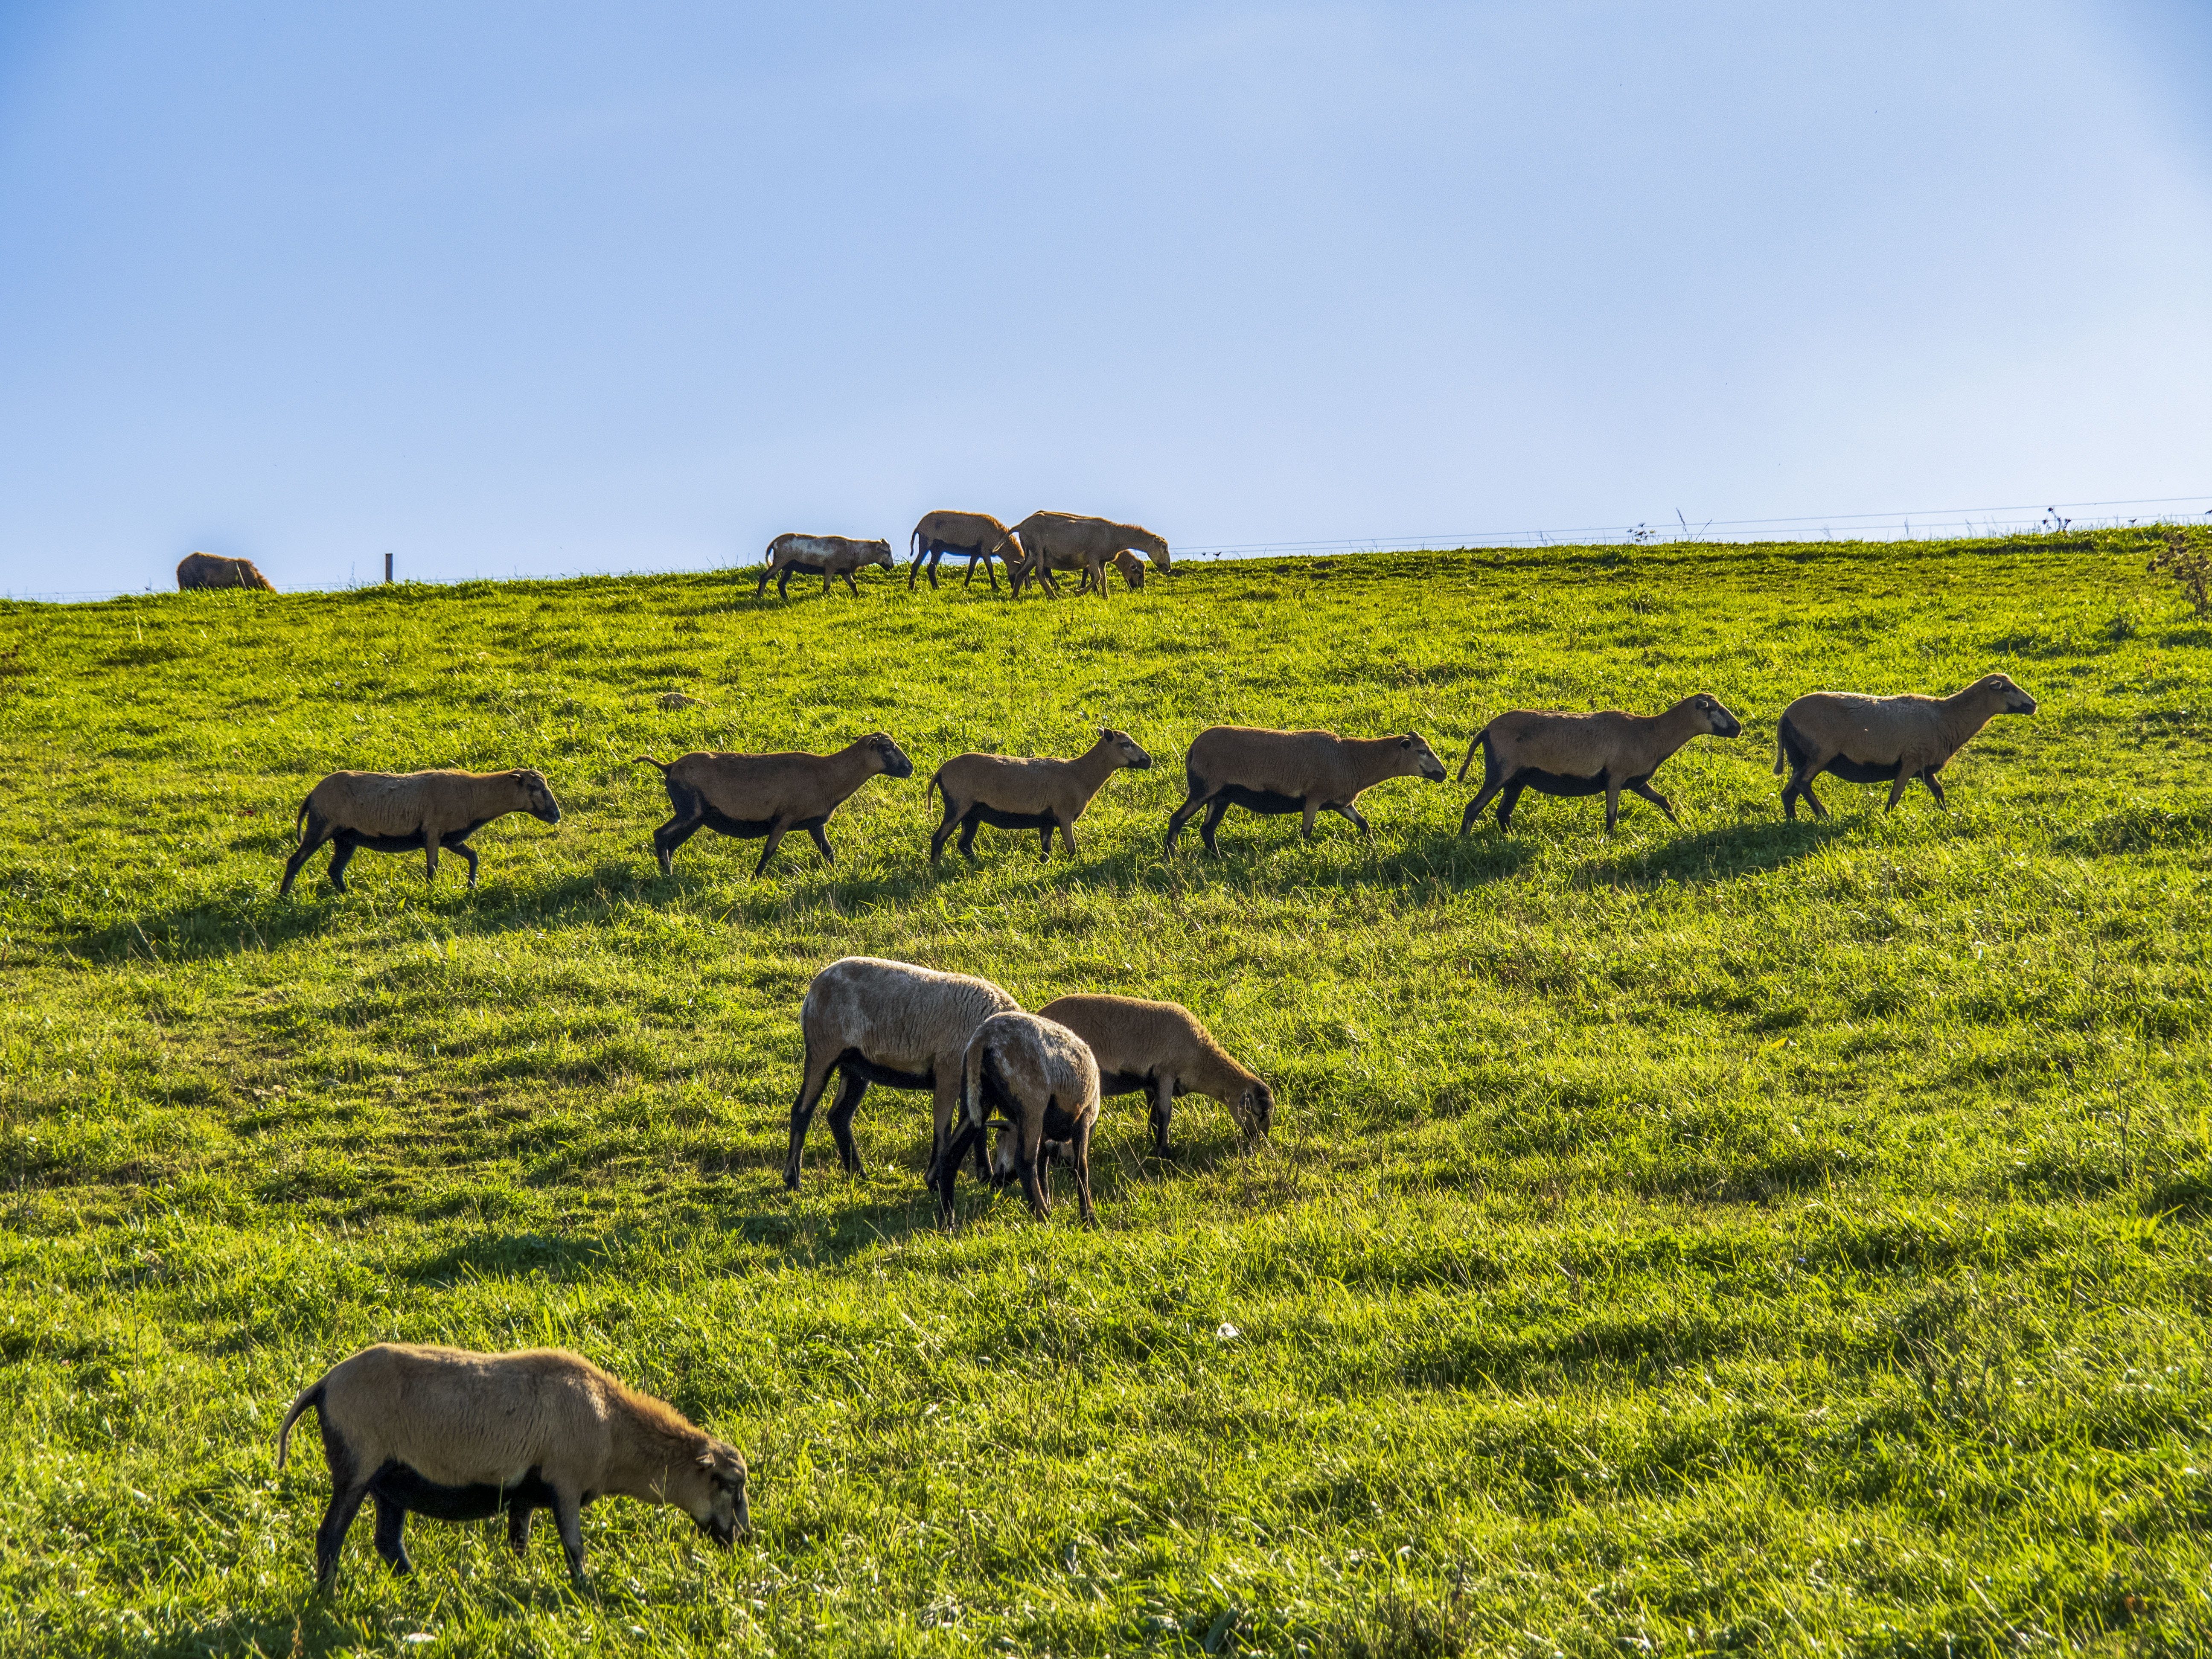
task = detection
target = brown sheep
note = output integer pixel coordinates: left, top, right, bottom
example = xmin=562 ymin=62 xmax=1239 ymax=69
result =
xmin=782 ymin=955 xmax=1019 ymax=1190
xmin=1030 ymin=545 xmax=1149 ymax=596
xmin=177 ymin=552 xmax=276 ymax=592
xmin=925 ymin=728 xmax=1153 ymax=863
xmin=996 ymin=511 xmax=1171 ymax=599
xmin=278 ymin=768 xmax=561 ymax=896
xmin=1456 ymin=694 xmax=1743 ymax=833
xmin=908 ymin=510 xmax=1022 ymax=591
xmin=935 ymin=1010 xmax=1101 ymax=1226
xmin=1034 ymin=994 xmax=1272 ymax=1154
xmin=1775 ymin=673 xmax=2038 ymax=818
xmin=755 ymin=533 xmax=895 ymax=598
xmin=1163 ymin=726 xmax=1447 ymax=852
xmin=276 ymin=1343 xmax=748 ymax=1587
xmin=636 ymin=734 xmax=913 ymax=876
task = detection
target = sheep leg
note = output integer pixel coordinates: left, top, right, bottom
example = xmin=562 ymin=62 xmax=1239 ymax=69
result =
xmin=326 ymin=842 xmax=358 ymax=893
xmin=651 ymin=811 xmax=704 ymax=876
xmin=422 ymin=837 xmax=441 ymax=883
xmin=1016 ymin=1112 xmax=1052 ymax=1219
xmin=450 ymin=838 xmax=481 ymax=888
xmin=279 ymin=816 xmax=335 ymax=896
xmin=1461 ymin=772 xmax=1510 ymax=834
xmin=1329 ymin=801 xmax=1373 ymax=840
xmin=551 ymin=1490 xmax=588 ymax=1583
xmin=752 ymin=818 xmax=795 ymax=877
xmin=934 ymin=1120 xmax=980 ymax=1226
xmin=1495 ymin=781 xmax=1526 ymax=829
xmin=1603 ymin=779 xmax=1623 ymax=833
xmin=1883 ymin=761 xmax=1919 ymax=813
xmin=1070 ymin=1116 xmax=1096 ymax=1225
xmin=1163 ymin=792 xmax=1209 ymax=852
xmin=1922 ymin=770 xmax=1948 ymax=808
xmin=371 ymin=1494 xmax=414 ymax=1574
xmin=1056 ymin=813 xmax=1079 ymax=857
xmin=928 ymin=800 xmax=965 ymax=863
xmin=806 ymin=824 xmax=835 ymax=864
xmin=1148 ymin=1074 xmax=1176 ymax=1156
xmin=506 ymin=1502 xmax=536 ymax=1555
xmin=754 ymin=566 xmax=772 ymax=598
xmin=1199 ymin=797 xmax=1231 ymax=854
xmin=777 ymin=566 xmax=795 ymax=599
xmin=1628 ymin=781 xmax=1679 ymax=824
xmin=313 ymin=1449 xmax=373 ymax=1589
xmin=907 ymin=550 xmax=928 ymax=591
xmin=1301 ymin=797 xmax=1320 ymax=839
xmin=979 ymin=552 xmax=999 ymax=592
xmin=839 ymin=569 xmax=860 ymax=597
xmin=782 ymin=1045 xmax=841 ymax=1188
xmin=1037 ymin=824 xmax=1053 ymax=859
xmin=825 ymin=1071 xmax=868 ymax=1175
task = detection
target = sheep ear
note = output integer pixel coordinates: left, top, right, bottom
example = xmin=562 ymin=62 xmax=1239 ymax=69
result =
xmin=696 ymin=1452 xmax=716 ymax=1469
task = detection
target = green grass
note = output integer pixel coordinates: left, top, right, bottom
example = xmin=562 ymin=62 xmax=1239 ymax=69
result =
xmin=1 ymin=533 xmax=2208 ymax=1657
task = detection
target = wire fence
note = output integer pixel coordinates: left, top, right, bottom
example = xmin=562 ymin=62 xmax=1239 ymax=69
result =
xmin=7 ymin=493 xmax=2209 ymax=603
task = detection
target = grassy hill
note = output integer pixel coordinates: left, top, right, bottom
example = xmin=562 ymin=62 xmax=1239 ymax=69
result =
xmin=1 ymin=534 xmax=2207 ymax=1656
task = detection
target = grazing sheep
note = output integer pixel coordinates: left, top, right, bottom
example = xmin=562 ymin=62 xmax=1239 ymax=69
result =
xmin=935 ymin=1010 xmax=1100 ymax=1226
xmin=1455 ymin=693 xmax=1743 ymax=833
xmin=177 ymin=552 xmax=276 ymax=592
xmin=996 ymin=512 xmax=1171 ymax=599
xmin=926 ymin=728 xmax=1153 ymax=863
xmin=278 ymin=768 xmax=561 ymax=896
xmin=276 ymin=1343 xmax=748 ymax=1588
xmin=636 ymin=734 xmax=912 ymax=876
xmin=1034 ymin=994 xmax=1272 ymax=1154
xmin=908 ymin=510 xmax=1022 ymax=591
xmin=755 ymin=533 xmax=895 ymax=598
xmin=783 ymin=955 xmax=1019 ymax=1190
xmin=1028 ymin=545 xmax=1148 ymax=596
xmin=1163 ymin=726 xmax=1447 ymax=852
xmin=1775 ymin=673 xmax=2038 ymax=818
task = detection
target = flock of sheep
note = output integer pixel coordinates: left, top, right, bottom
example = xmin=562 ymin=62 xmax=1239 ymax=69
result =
xmin=250 ymin=533 xmax=2044 ymax=1590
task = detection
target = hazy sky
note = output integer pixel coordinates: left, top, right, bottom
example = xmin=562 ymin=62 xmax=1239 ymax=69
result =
xmin=2 ymin=1 xmax=2208 ymax=597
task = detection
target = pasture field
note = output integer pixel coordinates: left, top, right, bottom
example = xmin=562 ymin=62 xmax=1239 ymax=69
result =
xmin=1 ymin=533 xmax=2208 ymax=1658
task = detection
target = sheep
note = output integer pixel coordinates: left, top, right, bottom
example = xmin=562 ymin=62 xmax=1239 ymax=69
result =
xmin=1163 ymin=726 xmax=1447 ymax=853
xmin=1775 ymin=673 xmax=2038 ymax=818
xmin=934 ymin=1010 xmax=1100 ymax=1226
xmin=908 ymin=510 xmax=1022 ymax=591
xmin=1033 ymin=993 xmax=1272 ymax=1154
xmin=754 ymin=533 xmax=895 ymax=598
xmin=782 ymin=955 xmax=1019 ymax=1191
xmin=925 ymin=728 xmax=1153 ymax=863
xmin=276 ymin=1342 xmax=748 ymax=1588
xmin=1027 ymin=545 xmax=1149 ymax=596
xmin=1455 ymin=693 xmax=1743 ymax=834
xmin=278 ymin=768 xmax=561 ymax=896
xmin=177 ymin=551 xmax=276 ymax=592
xmin=636 ymin=734 xmax=913 ymax=876
xmin=995 ymin=512 xmax=1171 ymax=599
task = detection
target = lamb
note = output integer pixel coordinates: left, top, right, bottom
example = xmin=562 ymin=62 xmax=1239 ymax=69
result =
xmin=276 ymin=1342 xmax=748 ymax=1588
xmin=1033 ymin=994 xmax=1272 ymax=1154
xmin=278 ymin=768 xmax=562 ymax=896
xmin=1774 ymin=673 xmax=2037 ymax=818
xmin=1163 ymin=726 xmax=1448 ymax=853
xmin=1455 ymin=693 xmax=1743 ymax=833
xmin=782 ymin=955 xmax=1019 ymax=1191
xmin=908 ymin=510 xmax=1022 ymax=591
xmin=636 ymin=734 xmax=913 ymax=876
xmin=934 ymin=1010 xmax=1100 ymax=1227
xmin=177 ymin=551 xmax=276 ymax=592
xmin=1027 ymin=544 xmax=1149 ymax=596
xmin=754 ymin=533 xmax=896 ymax=598
xmin=996 ymin=511 xmax=1172 ymax=599
xmin=925 ymin=728 xmax=1154 ymax=863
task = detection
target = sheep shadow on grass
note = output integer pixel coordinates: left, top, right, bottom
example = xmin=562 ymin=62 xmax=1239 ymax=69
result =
xmin=1573 ymin=819 xmax=1847 ymax=888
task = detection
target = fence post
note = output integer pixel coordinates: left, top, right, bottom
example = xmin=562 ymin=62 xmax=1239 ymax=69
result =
xmin=384 ymin=553 xmax=393 ymax=584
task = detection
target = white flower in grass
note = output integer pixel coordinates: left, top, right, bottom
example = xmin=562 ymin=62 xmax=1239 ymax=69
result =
xmin=1217 ymin=1322 xmax=1241 ymax=1343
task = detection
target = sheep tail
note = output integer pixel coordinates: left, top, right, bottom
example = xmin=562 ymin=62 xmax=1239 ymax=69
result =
xmin=292 ymin=795 xmax=312 ymax=841
xmin=276 ymin=1380 xmax=325 ymax=1470
xmin=961 ymin=1036 xmax=987 ymax=1131
xmin=1772 ymin=728 xmax=1786 ymax=775
xmin=632 ymin=755 xmax=672 ymax=774
xmin=1455 ymin=725 xmax=1492 ymax=783
xmin=926 ymin=770 xmax=943 ymax=811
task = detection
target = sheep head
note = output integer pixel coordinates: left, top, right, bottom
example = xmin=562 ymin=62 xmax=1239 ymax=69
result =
xmin=863 ymin=733 xmax=915 ymax=779
xmin=1974 ymin=673 xmax=2037 ymax=716
xmin=684 ymin=1443 xmax=751 ymax=1545
xmin=1400 ymin=734 xmax=1448 ymax=782
xmin=512 ymin=769 xmax=563 ymax=824
xmin=1684 ymin=694 xmax=1742 ymax=738
xmin=1102 ymin=728 xmax=1153 ymax=771
xmin=1233 ymin=1081 xmax=1275 ymax=1140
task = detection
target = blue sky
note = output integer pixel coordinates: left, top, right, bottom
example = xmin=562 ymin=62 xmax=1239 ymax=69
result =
xmin=1 ymin=1 xmax=2207 ymax=597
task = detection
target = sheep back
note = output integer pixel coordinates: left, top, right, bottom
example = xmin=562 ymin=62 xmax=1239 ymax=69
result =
xmin=300 ymin=769 xmax=559 ymax=840
xmin=803 ymin=956 xmax=1018 ymax=1075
